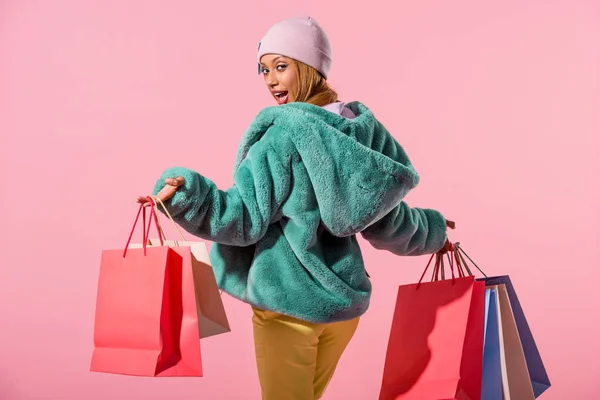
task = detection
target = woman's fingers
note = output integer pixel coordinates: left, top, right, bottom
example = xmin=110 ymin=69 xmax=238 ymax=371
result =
xmin=165 ymin=176 xmax=185 ymax=187
xmin=155 ymin=184 xmax=179 ymax=202
xmin=437 ymin=239 xmax=454 ymax=255
xmin=136 ymin=176 xmax=184 ymax=203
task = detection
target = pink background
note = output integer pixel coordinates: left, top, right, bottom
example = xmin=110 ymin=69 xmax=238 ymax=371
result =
xmin=1 ymin=0 xmax=598 ymax=399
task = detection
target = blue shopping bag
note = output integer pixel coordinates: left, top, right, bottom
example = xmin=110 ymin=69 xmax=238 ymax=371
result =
xmin=454 ymin=245 xmax=551 ymax=398
xmin=481 ymin=288 xmax=502 ymax=400
xmin=479 ymin=276 xmax=550 ymax=397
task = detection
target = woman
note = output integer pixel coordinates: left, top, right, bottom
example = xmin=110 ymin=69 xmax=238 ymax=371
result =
xmin=139 ymin=16 xmax=454 ymax=400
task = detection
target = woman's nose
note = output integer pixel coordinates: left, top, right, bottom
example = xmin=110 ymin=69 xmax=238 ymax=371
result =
xmin=265 ymin=74 xmax=278 ymax=87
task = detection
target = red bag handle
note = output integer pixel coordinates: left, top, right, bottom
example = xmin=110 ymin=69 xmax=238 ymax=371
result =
xmin=453 ymin=250 xmax=464 ymax=278
xmin=421 ymin=242 xmax=488 ymax=282
xmin=434 ymin=254 xmax=442 ymax=281
xmin=416 ymin=242 xmax=458 ymax=289
xmin=416 ymin=253 xmax=436 ymax=288
xmin=143 ymin=197 xmax=165 ymax=247
xmin=434 ymin=250 xmax=456 ymax=283
xmin=122 ymin=196 xmax=164 ymax=258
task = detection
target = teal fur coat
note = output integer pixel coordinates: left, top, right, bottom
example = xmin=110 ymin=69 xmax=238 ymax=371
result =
xmin=153 ymin=101 xmax=448 ymax=323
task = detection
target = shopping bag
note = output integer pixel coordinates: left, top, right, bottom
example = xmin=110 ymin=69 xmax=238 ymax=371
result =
xmin=379 ymin=253 xmax=485 ymax=400
xmin=90 ymin=198 xmax=203 ymax=377
xmin=132 ymin=239 xmax=230 ymax=338
xmin=481 ymin=277 xmax=549 ymax=397
xmin=151 ymin=197 xmax=230 ymax=338
xmin=454 ymin=246 xmax=551 ymax=397
xmin=481 ymin=288 xmax=502 ymax=400
xmin=454 ymin=245 xmax=550 ymax=398
xmin=490 ymin=283 xmax=534 ymax=399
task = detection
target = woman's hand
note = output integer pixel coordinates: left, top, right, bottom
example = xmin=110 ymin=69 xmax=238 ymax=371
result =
xmin=137 ymin=176 xmax=185 ymax=204
xmin=438 ymin=239 xmax=454 ymax=254
xmin=438 ymin=219 xmax=456 ymax=254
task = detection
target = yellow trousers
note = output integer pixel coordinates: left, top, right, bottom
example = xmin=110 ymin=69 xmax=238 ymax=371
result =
xmin=252 ymin=307 xmax=360 ymax=400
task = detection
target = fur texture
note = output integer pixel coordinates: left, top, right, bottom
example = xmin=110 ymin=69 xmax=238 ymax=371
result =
xmin=153 ymin=101 xmax=447 ymax=323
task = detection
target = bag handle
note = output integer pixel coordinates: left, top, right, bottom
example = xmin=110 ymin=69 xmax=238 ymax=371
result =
xmin=437 ymin=249 xmax=456 ymax=282
xmin=433 ymin=253 xmax=441 ymax=282
xmin=452 ymin=243 xmax=487 ymax=278
xmin=419 ymin=242 xmax=488 ymax=280
xmin=417 ymin=253 xmax=436 ymax=288
xmin=416 ymin=251 xmax=456 ymax=289
xmin=150 ymin=196 xmax=187 ymax=245
xmin=150 ymin=196 xmax=225 ymax=297
xmin=131 ymin=196 xmax=188 ymax=248
xmin=415 ymin=240 xmax=493 ymax=288
xmin=452 ymin=251 xmax=465 ymax=278
xmin=432 ymin=250 xmax=459 ymax=282
xmin=123 ymin=196 xmax=164 ymax=258
xmin=453 ymin=246 xmax=470 ymax=277
xmin=434 ymin=242 xmax=488 ymax=280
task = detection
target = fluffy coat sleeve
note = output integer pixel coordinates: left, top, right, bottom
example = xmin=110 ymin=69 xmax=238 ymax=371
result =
xmin=361 ymin=201 xmax=448 ymax=256
xmin=153 ymin=140 xmax=290 ymax=247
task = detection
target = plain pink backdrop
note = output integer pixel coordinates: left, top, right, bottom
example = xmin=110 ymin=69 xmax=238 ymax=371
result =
xmin=1 ymin=0 xmax=598 ymax=399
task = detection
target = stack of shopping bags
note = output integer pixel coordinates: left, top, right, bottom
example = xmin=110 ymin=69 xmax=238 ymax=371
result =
xmin=89 ymin=197 xmax=230 ymax=377
xmin=379 ymin=243 xmax=550 ymax=400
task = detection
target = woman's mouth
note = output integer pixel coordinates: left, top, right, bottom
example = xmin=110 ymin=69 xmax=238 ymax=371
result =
xmin=273 ymin=91 xmax=289 ymax=105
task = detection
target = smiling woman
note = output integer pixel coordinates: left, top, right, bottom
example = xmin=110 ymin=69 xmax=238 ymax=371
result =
xmin=257 ymin=17 xmax=340 ymax=107
xmin=148 ymin=15 xmax=453 ymax=400
xmin=259 ymin=54 xmax=299 ymax=105
xmin=259 ymin=54 xmax=339 ymax=106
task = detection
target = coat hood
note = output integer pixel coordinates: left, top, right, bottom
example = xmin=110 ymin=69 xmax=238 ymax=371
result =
xmin=233 ymin=101 xmax=421 ymax=236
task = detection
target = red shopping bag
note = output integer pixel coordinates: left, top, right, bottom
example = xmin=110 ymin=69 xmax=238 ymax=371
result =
xmin=90 ymin=198 xmax=203 ymax=377
xmin=379 ymin=253 xmax=485 ymax=400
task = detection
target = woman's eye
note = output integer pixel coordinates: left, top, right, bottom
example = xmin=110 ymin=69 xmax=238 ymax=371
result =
xmin=276 ymin=64 xmax=287 ymax=71
xmin=261 ymin=68 xmax=269 ymax=75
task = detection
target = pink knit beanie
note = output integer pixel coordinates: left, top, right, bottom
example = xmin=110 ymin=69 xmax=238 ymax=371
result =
xmin=257 ymin=16 xmax=332 ymax=79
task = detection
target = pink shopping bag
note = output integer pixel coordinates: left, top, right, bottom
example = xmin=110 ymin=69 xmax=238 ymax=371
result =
xmin=90 ymin=198 xmax=203 ymax=377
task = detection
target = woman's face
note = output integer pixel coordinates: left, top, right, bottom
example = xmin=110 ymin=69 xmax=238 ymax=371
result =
xmin=260 ymin=54 xmax=298 ymax=105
